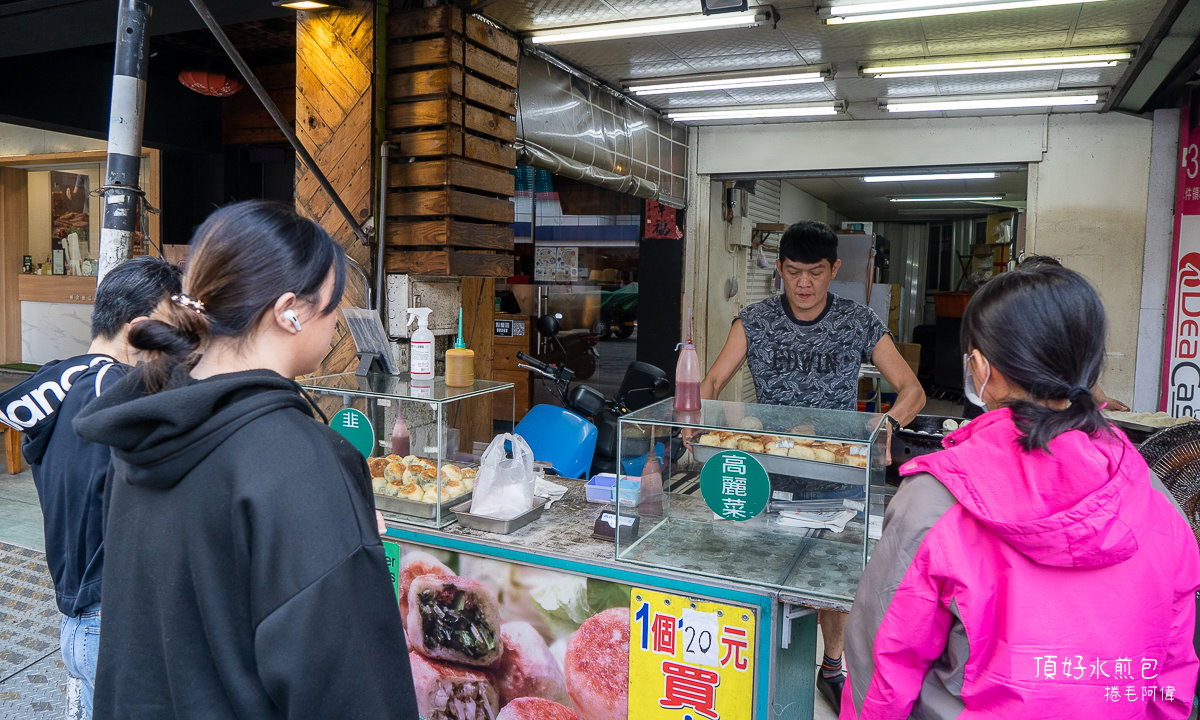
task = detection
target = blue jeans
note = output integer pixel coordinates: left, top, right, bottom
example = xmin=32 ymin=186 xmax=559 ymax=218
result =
xmin=60 ymin=604 xmax=100 ymax=720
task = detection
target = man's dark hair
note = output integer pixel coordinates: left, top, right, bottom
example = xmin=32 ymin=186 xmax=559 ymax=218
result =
xmin=779 ymin=221 xmax=838 ymax=266
xmin=91 ymin=256 xmax=183 ymax=340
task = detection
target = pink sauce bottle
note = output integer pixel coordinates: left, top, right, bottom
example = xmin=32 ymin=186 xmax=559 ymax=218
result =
xmin=390 ymin=405 xmax=410 ymax=456
xmin=674 ymin=311 xmax=703 ymax=413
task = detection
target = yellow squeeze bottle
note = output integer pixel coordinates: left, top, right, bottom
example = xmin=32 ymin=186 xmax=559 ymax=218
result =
xmin=445 ymin=308 xmax=475 ymax=387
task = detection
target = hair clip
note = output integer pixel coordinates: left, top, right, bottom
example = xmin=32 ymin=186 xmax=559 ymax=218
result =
xmin=171 ymin=293 xmax=206 ymax=314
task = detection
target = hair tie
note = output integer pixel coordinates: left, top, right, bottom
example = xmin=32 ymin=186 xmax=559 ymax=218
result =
xmin=1067 ymin=386 xmax=1090 ymax=403
xmin=171 ymin=293 xmax=206 ymax=315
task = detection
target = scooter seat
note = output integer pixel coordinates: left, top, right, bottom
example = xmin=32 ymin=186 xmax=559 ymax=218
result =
xmin=514 ymin=404 xmax=598 ymax=479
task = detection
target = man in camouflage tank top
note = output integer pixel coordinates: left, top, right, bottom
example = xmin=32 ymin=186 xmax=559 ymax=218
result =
xmin=700 ymin=221 xmax=926 ymax=714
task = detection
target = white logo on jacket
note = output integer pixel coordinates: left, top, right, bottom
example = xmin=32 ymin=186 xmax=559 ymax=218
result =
xmin=0 ymin=357 xmax=113 ymax=431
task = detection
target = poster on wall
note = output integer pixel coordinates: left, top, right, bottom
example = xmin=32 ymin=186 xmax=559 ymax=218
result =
xmin=1164 ymin=97 xmax=1200 ymax=415
xmin=394 ymin=542 xmax=633 ymax=720
xmin=49 ymin=171 xmax=89 ymax=254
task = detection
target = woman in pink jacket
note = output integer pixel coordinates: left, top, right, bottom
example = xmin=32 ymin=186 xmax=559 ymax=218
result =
xmin=843 ymin=264 xmax=1200 ymax=719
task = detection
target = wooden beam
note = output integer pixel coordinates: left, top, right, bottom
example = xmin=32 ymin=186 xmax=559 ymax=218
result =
xmin=386 ymin=249 xmax=514 ymax=277
xmin=386 ymin=219 xmax=513 ymax=250
xmin=464 ymin=15 xmax=519 ymax=61
xmin=0 ymin=168 xmax=27 ymax=364
xmin=388 ymin=157 xmax=515 ymax=196
xmin=387 ymin=189 xmax=514 ymax=224
xmin=451 ymin=277 xmax=496 ymax=447
xmin=464 ymin=134 xmax=516 ymax=169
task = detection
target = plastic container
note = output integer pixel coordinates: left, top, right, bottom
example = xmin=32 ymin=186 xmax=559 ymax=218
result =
xmin=445 ymin=308 xmax=475 ymax=387
xmin=585 ymin=474 xmax=642 ymax=507
xmin=406 ymin=307 xmax=435 ymax=381
xmin=674 ymin=314 xmax=702 ymax=412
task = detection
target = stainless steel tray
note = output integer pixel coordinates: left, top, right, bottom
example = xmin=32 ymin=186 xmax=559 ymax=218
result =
xmin=452 ymin=496 xmax=549 ymax=534
xmin=691 ymin=444 xmax=866 ymax=486
xmin=374 ymin=491 xmax=472 ymax=519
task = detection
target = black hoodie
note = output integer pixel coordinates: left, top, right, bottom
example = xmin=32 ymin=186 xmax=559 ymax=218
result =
xmin=74 ymin=364 xmax=418 ymax=720
xmin=0 ymin=353 xmax=125 ymax=616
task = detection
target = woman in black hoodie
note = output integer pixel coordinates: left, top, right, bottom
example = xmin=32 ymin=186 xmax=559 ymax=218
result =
xmin=74 ymin=201 xmax=418 ymax=719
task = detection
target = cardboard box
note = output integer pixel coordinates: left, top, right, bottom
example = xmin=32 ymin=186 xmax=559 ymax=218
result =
xmin=895 ymin=341 xmax=921 ymax=377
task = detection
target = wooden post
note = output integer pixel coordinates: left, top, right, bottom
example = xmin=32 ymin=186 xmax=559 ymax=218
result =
xmin=0 ymin=168 xmax=27 ymax=364
xmin=451 ymin=277 xmax=495 ymax=447
xmin=294 ymin=1 xmax=376 ymax=375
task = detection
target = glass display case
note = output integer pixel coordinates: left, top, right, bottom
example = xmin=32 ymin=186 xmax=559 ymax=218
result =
xmin=301 ymin=373 xmax=515 ymax=528
xmin=615 ymin=398 xmax=888 ymax=603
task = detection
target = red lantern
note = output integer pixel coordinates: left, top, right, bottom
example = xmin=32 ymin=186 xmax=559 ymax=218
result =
xmin=177 ymin=70 xmax=244 ymax=97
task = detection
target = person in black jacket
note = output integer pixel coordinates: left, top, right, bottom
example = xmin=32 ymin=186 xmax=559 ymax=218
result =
xmin=0 ymin=256 xmax=181 ymax=720
xmin=73 ymin=201 xmax=418 ymax=720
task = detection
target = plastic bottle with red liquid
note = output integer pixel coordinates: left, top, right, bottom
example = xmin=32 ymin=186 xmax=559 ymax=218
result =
xmin=390 ymin=405 xmax=410 ymax=456
xmin=674 ymin=312 xmax=702 ymax=413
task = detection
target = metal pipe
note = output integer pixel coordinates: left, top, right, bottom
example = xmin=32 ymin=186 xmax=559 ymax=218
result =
xmin=98 ymin=0 xmax=151 ymax=282
xmin=186 ymin=0 xmax=370 ymax=246
xmin=376 ymin=141 xmax=391 ymax=313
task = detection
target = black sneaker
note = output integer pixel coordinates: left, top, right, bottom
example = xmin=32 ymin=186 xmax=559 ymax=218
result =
xmin=817 ymin=671 xmax=845 ymax=714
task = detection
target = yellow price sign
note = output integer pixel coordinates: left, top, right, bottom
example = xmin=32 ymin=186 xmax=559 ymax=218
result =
xmin=628 ymin=588 xmax=756 ymax=720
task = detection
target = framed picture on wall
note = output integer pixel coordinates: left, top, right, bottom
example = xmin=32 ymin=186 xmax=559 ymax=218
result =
xmin=50 ymin=170 xmax=89 ymax=253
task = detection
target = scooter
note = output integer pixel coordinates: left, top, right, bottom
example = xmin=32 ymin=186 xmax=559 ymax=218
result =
xmin=513 ymin=314 xmax=672 ymax=478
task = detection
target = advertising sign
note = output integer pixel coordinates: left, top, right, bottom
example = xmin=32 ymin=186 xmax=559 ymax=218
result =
xmin=1164 ymin=99 xmax=1200 ymax=415
xmin=628 ymin=588 xmax=757 ymax=720
xmin=329 ymin=408 xmax=373 ymax=458
xmin=698 ymin=450 xmax=770 ymax=521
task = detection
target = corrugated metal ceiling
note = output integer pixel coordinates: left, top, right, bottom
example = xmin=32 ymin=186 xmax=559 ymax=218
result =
xmin=482 ymin=0 xmax=1165 ymax=120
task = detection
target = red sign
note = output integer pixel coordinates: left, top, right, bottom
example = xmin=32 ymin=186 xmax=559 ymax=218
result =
xmin=1164 ymin=96 xmax=1200 ymax=414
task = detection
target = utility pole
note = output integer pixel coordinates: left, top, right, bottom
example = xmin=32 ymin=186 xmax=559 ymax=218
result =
xmin=97 ymin=0 xmax=151 ymax=282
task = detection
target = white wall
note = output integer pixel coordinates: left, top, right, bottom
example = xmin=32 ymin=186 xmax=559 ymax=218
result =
xmin=0 ymin=121 xmax=105 ymax=157
xmin=1026 ymin=113 xmax=1153 ymax=403
xmin=781 ymin=181 xmax=841 ymax=226
xmin=691 ymin=112 xmax=1158 ymax=405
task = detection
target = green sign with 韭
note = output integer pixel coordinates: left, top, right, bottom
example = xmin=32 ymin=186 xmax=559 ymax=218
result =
xmin=699 ymin=450 xmax=770 ymax=521
xmin=330 ymin=408 xmax=374 ymax=458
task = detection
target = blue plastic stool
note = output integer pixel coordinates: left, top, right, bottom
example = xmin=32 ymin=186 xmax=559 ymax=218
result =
xmin=514 ymin=404 xmax=598 ymax=479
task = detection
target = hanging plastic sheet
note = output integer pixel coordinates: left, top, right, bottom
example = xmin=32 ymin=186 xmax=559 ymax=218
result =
xmin=516 ymin=51 xmax=688 ymax=208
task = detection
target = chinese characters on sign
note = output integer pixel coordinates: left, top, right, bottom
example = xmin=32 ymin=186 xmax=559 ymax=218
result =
xmin=1164 ymin=95 xmax=1200 ymax=415
xmin=698 ymin=451 xmax=770 ymax=521
xmin=1031 ymin=655 xmax=1173 ymax=703
xmin=329 ymin=408 xmax=374 ymax=458
xmin=628 ymin=589 xmax=756 ymax=720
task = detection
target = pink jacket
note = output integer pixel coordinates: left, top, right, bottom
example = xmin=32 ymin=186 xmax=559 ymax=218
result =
xmin=842 ymin=408 xmax=1200 ymax=720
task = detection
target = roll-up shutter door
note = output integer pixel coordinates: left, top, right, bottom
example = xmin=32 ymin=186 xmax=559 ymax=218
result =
xmin=739 ymin=180 xmax=783 ymax=402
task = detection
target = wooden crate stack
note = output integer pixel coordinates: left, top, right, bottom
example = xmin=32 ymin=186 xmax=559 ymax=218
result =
xmin=386 ymin=6 xmax=518 ymax=277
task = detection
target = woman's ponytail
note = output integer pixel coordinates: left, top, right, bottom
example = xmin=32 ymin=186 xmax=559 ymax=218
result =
xmin=1010 ymin=385 xmax=1110 ymax=453
xmin=129 ymin=294 xmax=212 ymax=392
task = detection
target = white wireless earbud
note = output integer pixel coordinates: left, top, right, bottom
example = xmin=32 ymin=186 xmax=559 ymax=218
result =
xmin=283 ymin=309 xmax=302 ymax=332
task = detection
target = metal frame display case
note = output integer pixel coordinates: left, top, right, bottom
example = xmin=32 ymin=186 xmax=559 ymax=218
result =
xmin=616 ymin=398 xmax=888 ymax=603
xmin=301 ymin=373 xmax=514 ymax=528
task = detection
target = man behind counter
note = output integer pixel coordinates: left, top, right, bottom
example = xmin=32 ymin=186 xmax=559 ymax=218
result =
xmin=700 ymin=220 xmax=925 ymax=714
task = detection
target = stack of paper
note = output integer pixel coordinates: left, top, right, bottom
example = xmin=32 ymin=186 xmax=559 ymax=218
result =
xmin=776 ymin=509 xmax=858 ymax=533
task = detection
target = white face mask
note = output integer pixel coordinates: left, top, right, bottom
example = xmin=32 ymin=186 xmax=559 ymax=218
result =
xmin=963 ymin=353 xmax=991 ymax=409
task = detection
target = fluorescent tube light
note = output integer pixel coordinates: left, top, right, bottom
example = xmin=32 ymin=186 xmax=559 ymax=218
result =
xmin=863 ymin=172 xmax=996 ymax=182
xmin=890 ymin=195 xmax=1004 ymax=202
xmin=821 ymin=0 xmax=1114 ymax=24
xmin=627 ymin=68 xmax=828 ymax=95
xmin=883 ymin=93 xmax=1101 ymax=112
xmin=529 ymin=8 xmax=771 ymax=44
xmin=273 ymin=0 xmax=344 ymax=8
xmin=862 ymin=51 xmax=1132 ymax=78
xmin=667 ymin=104 xmax=842 ymax=122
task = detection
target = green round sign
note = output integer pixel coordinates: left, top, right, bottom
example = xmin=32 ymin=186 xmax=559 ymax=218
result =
xmin=699 ymin=450 xmax=770 ymax=521
xmin=330 ymin=408 xmax=374 ymax=458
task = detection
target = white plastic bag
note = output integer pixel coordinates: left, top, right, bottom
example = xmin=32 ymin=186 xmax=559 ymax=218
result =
xmin=469 ymin=433 xmax=535 ymax=519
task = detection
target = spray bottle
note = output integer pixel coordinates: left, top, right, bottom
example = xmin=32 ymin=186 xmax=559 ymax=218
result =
xmin=406 ymin=308 xmax=435 ymax=382
xmin=445 ymin=308 xmax=475 ymax=388
xmin=674 ymin=309 xmax=702 ymax=412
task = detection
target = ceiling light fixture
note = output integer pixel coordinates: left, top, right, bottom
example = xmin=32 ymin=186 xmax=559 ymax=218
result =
xmin=862 ymin=50 xmax=1132 ymax=78
xmin=820 ymin=0 xmax=1114 ymax=25
xmin=863 ymin=172 xmax=996 ymax=182
xmin=626 ymin=67 xmax=829 ymax=95
xmin=529 ymin=7 xmax=772 ymax=44
xmin=882 ymin=92 xmax=1101 ymax=112
xmin=272 ymin=0 xmax=344 ymax=9
xmin=667 ymin=103 xmax=844 ymax=122
xmin=890 ymin=195 xmax=1005 ymax=202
